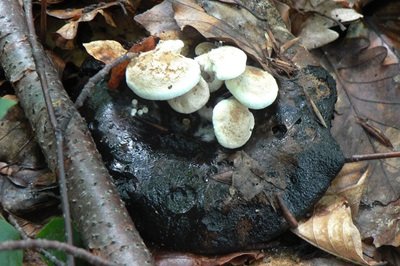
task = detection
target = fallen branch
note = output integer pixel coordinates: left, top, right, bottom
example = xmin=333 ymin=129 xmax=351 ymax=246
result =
xmin=0 ymin=1 xmax=153 ymax=265
xmin=23 ymin=1 xmax=74 ymax=264
xmin=75 ymin=52 xmax=137 ymax=109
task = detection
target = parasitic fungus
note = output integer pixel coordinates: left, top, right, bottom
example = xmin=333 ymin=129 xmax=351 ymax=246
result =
xmin=212 ymin=98 xmax=255 ymax=149
xmin=168 ymin=77 xmax=210 ymax=114
xmin=225 ymin=66 xmax=279 ymax=110
xmin=126 ymin=40 xmax=201 ymax=100
xmin=195 ymin=45 xmax=247 ymax=81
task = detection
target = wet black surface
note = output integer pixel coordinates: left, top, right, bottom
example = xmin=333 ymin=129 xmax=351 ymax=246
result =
xmin=84 ymin=65 xmax=344 ymax=253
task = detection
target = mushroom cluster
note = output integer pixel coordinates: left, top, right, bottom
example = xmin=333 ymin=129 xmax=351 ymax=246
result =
xmin=125 ymin=40 xmax=279 ymax=149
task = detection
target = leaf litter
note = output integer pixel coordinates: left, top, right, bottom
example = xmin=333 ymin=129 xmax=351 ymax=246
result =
xmin=63 ymin=0 xmax=400 ymax=265
xmin=1 ymin=0 xmax=399 ymax=265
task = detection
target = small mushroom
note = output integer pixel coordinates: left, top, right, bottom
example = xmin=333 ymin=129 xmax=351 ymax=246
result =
xmin=225 ymin=66 xmax=279 ymax=110
xmin=194 ymin=42 xmax=216 ymax=56
xmin=168 ymin=77 xmax=210 ymax=114
xmin=194 ymin=42 xmax=224 ymax=92
xmin=212 ymin=98 xmax=254 ymax=149
xmin=195 ymin=46 xmax=247 ymax=81
xmin=126 ymin=40 xmax=201 ymax=100
xmin=155 ymin=39 xmax=185 ymax=54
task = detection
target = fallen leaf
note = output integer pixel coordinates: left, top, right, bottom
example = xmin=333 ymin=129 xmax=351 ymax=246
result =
xmin=48 ymin=2 xmax=120 ymax=49
xmin=293 ymin=195 xmax=380 ymax=265
xmin=297 ymin=15 xmax=340 ymax=50
xmin=323 ymin=23 xmax=400 ymax=206
xmin=83 ymin=40 xmax=127 ymax=64
xmin=134 ymin=0 xmax=181 ymax=37
xmin=46 ymin=8 xmax=83 ymax=20
xmin=172 ymin=0 xmax=269 ymax=69
xmin=327 ymin=162 xmax=370 ymax=217
xmin=357 ymin=199 xmax=400 ymax=247
xmin=355 ymin=116 xmax=394 ymax=149
xmin=365 ymin=1 xmax=400 ymax=53
xmin=154 ymin=251 xmax=264 ymax=266
xmin=291 ymin=0 xmax=363 ymax=49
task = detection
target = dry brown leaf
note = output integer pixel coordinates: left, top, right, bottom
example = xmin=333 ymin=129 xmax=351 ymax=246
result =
xmin=172 ymin=0 xmax=269 ymax=69
xmin=358 ymin=199 xmax=400 ymax=248
xmin=293 ymin=195 xmax=380 ymax=265
xmin=327 ymin=162 xmax=370 ymax=217
xmin=291 ymin=0 xmax=362 ymax=49
xmin=319 ymin=20 xmax=400 ymax=254
xmin=323 ymin=23 xmax=400 ymax=206
xmin=46 ymin=8 xmax=83 ymax=20
xmin=298 ymin=15 xmax=340 ymax=50
xmin=83 ymin=40 xmax=127 ymax=64
xmin=366 ymin=1 xmax=400 ymax=53
xmin=154 ymin=250 xmax=264 ymax=266
xmin=48 ymin=2 xmax=120 ymax=49
xmin=134 ymin=0 xmax=182 ymax=38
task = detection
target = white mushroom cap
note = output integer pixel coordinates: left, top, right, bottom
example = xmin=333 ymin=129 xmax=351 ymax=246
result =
xmin=168 ymin=77 xmax=210 ymax=114
xmin=195 ymin=46 xmax=247 ymax=80
xmin=194 ymin=42 xmax=216 ymax=56
xmin=155 ymin=39 xmax=185 ymax=54
xmin=225 ymin=66 xmax=279 ymax=110
xmin=212 ymin=98 xmax=255 ymax=149
xmin=126 ymin=41 xmax=201 ymax=100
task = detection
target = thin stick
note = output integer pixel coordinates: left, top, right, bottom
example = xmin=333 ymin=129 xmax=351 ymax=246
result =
xmin=40 ymin=0 xmax=47 ymax=43
xmin=23 ymin=1 xmax=74 ymax=265
xmin=8 ymin=215 xmax=65 ymax=266
xmin=345 ymin=151 xmax=400 ymax=163
xmin=0 ymin=239 xmax=116 ymax=266
xmin=75 ymin=52 xmax=137 ymax=109
xmin=276 ymin=194 xmax=298 ymax=229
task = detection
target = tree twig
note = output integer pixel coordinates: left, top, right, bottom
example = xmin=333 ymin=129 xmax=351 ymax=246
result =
xmin=7 ymin=215 xmax=65 ymax=266
xmin=23 ymin=1 xmax=74 ymax=265
xmin=0 ymin=239 xmax=117 ymax=266
xmin=74 ymin=52 xmax=137 ymax=109
xmin=276 ymin=194 xmax=298 ymax=229
xmin=345 ymin=151 xmax=400 ymax=162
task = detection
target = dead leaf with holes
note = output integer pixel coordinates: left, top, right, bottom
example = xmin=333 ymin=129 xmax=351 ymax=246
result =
xmin=320 ymin=21 xmax=400 ymax=253
xmin=293 ymin=195 xmax=381 ymax=266
xmin=323 ymin=22 xmax=400 ymax=206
